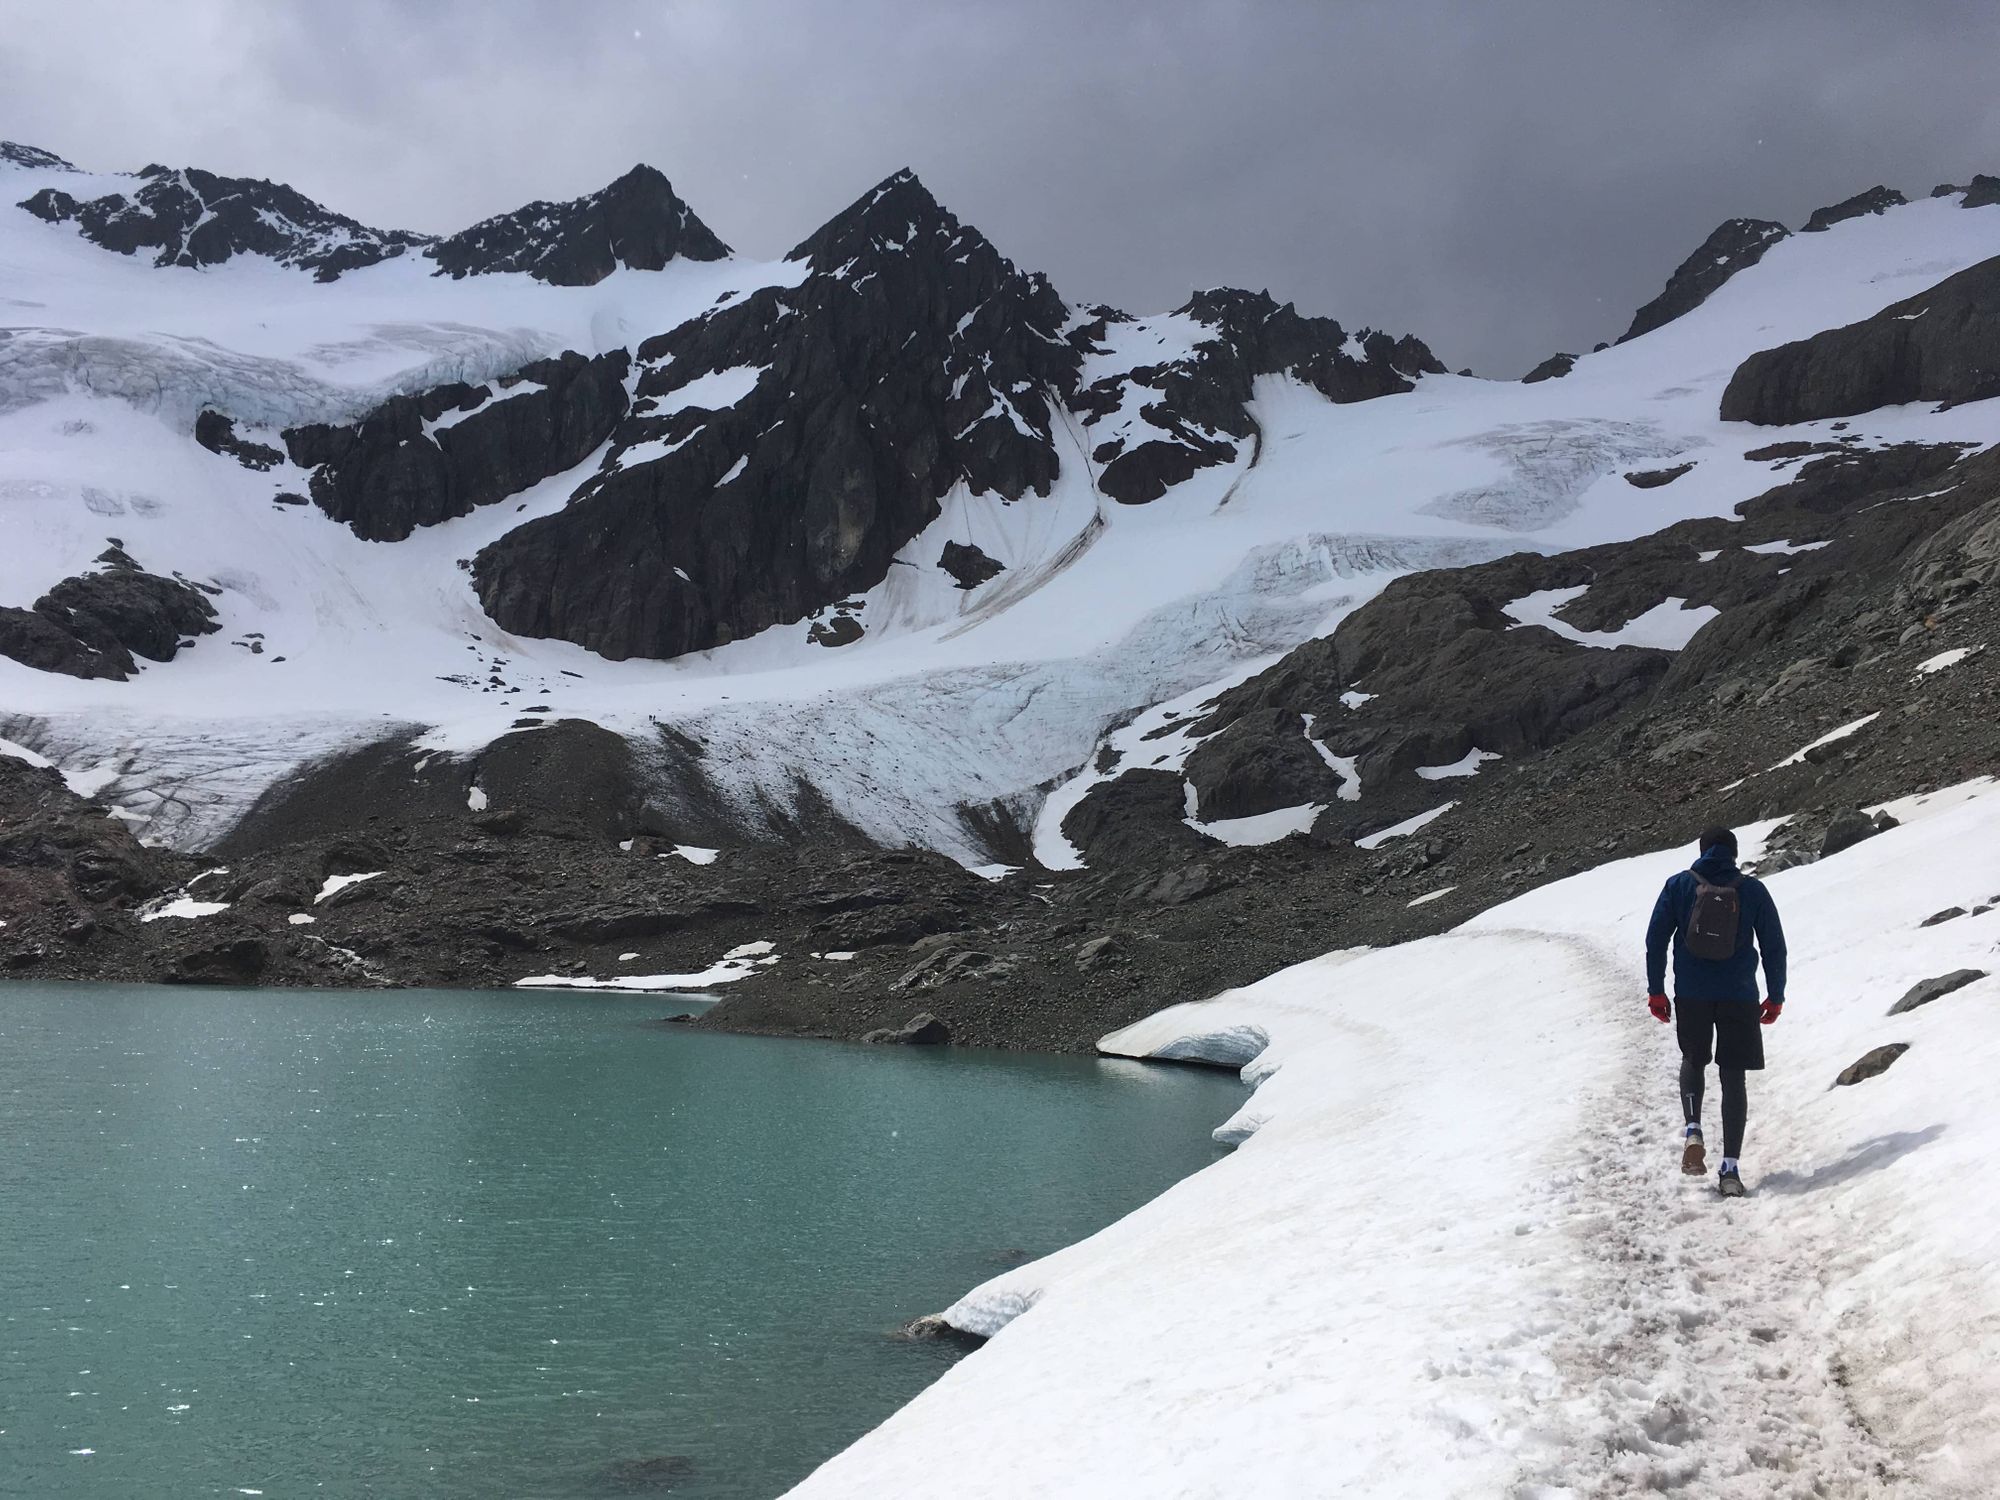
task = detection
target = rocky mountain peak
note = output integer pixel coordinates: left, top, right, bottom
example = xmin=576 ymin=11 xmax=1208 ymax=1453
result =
xmin=785 ymin=168 xmax=981 ymax=272
xmin=1802 ymin=185 xmax=1907 ymax=233
xmin=18 ymin=162 xmax=432 ymax=281
xmin=1619 ymin=216 xmax=1790 ymax=343
xmin=1 ymin=140 xmax=74 ymax=171
xmin=427 ymin=163 xmax=730 ymax=285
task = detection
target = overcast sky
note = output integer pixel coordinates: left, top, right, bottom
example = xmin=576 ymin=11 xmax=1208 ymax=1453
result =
xmin=7 ymin=0 xmax=1999 ymax=374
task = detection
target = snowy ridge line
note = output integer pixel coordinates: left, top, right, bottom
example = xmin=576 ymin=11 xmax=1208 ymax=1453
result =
xmin=785 ymin=779 xmax=2000 ymax=1498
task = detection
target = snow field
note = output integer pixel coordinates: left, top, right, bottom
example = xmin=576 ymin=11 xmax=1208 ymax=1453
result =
xmin=785 ymin=778 xmax=2000 ymax=1499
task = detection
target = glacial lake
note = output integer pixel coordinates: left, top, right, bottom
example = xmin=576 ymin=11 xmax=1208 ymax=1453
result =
xmin=0 ymin=982 xmax=1241 ymax=1498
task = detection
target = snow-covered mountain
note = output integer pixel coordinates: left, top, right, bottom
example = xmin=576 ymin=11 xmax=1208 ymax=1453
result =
xmin=2 ymin=139 xmax=1998 ymax=1034
xmin=3 ymin=142 xmax=1993 ymax=859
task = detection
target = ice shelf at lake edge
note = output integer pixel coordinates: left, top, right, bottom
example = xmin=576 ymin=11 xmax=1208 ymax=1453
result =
xmin=785 ymin=778 xmax=2000 ymax=1499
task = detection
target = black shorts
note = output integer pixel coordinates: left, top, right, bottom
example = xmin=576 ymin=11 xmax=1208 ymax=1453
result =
xmin=1676 ymin=997 xmax=1765 ymax=1071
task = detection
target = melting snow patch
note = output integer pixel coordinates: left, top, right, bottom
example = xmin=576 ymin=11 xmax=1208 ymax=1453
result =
xmin=1407 ymin=886 xmax=1456 ymax=907
xmin=1504 ymin=587 xmax=1719 ymax=651
xmin=1915 ymin=645 xmax=1981 ymax=676
xmin=1769 ymin=712 xmax=1881 ymax=770
xmin=1300 ymin=713 xmax=1361 ymax=800
xmin=1338 ymin=690 xmax=1374 ymax=709
xmin=1355 ymin=801 xmax=1457 ymax=850
xmin=1696 ymin=549 xmax=1723 ymax=563
xmin=1745 ymin=538 xmax=1833 ymax=556
xmin=140 ymin=896 xmax=230 ymax=922
xmin=969 ymin=863 xmax=1020 ymax=881
xmin=466 ymin=784 xmax=487 ymax=811
xmin=314 ymin=871 xmax=382 ymax=904
xmin=1187 ymin=803 xmax=1322 ymax=847
xmin=516 ymin=940 xmax=777 ymax=992
xmin=1416 ymin=748 xmax=1500 ymax=781
xmin=672 ymin=845 xmax=720 ymax=865
xmin=286 ymin=913 xmax=315 ymax=926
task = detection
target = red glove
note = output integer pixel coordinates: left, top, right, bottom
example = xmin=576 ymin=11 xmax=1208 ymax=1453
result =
xmin=1760 ymin=1000 xmax=1783 ymax=1025
xmin=1648 ymin=993 xmax=1671 ymax=1023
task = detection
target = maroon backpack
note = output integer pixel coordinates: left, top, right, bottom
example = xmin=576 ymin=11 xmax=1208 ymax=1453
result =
xmin=1685 ymin=872 xmax=1742 ymax=960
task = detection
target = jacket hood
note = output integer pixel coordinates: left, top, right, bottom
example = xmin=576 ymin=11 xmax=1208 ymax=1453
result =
xmin=1691 ymin=849 xmax=1741 ymax=884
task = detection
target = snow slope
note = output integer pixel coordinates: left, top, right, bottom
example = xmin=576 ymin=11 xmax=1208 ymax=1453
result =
xmin=785 ymin=778 xmax=2000 ymax=1499
xmin=5 ymin=177 xmax=2000 ymax=858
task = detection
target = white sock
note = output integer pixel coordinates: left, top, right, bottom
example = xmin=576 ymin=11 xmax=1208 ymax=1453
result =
xmin=1685 ymin=1123 xmax=1703 ymax=1139
xmin=1721 ymin=1157 xmax=1739 ymax=1173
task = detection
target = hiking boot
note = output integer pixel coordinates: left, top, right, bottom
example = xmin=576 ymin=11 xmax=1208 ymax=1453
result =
xmin=1681 ymin=1132 xmax=1706 ymax=1176
xmin=1718 ymin=1165 xmax=1747 ymax=1198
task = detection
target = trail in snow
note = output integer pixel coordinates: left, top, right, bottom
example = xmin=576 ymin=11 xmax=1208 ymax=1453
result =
xmin=1504 ymin=938 xmax=1903 ymax=1498
xmin=786 ymin=781 xmax=2000 ymax=1499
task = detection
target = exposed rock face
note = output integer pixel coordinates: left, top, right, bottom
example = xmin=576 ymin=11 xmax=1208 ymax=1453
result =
xmin=0 ymin=547 xmax=219 ymax=679
xmin=282 ymin=351 xmax=630 ymax=541
xmin=1521 ymin=352 xmax=1575 ymax=383
xmin=19 ymin=164 xmax=431 ymax=280
xmin=939 ymin=540 xmax=1005 ymax=590
xmin=1619 ymin=218 xmax=1790 ymax=343
xmin=1 ymin=140 xmax=74 ymax=170
xmin=1961 ymin=175 xmax=2000 ymax=210
xmin=1720 ymin=255 xmax=2000 ymax=423
xmin=1625 ymin=463 xmax=1695 ymax=489
xmin=861 ymin=1011 xmax=952 ymax=1044
xmin=1072 ymin=288 xmax=1442 ymax=505
xmin=1801 ymin=186 xmax=1907 ymax=232
xmin=194 ymin=410 xmax=282 ymax=471
xmin=428 ymin=165 xmax=728 ymax=284
xmin=473 ymin=171 xmax=1081 ymax=660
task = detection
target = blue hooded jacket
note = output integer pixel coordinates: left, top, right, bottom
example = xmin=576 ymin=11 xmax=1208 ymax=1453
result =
xmin=1645 ymin=849 xmax=1787 ymax=1004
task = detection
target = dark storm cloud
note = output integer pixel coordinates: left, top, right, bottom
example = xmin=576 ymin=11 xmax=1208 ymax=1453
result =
xmin=7 ymin=0 xmax=2000 ymax=373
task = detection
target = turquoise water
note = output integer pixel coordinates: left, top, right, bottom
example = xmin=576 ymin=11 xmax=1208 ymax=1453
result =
xmin=0 ymin=983 xmax=1240 ymax=1498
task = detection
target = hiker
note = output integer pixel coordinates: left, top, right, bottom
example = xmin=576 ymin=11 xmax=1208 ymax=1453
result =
xmin=1644 ymin=825 xmax=1787 ymax=1198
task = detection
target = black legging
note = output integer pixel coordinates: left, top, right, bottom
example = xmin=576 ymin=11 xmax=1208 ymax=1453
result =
xmin=1681 ymin=1056 xmax=1747 ymax=1158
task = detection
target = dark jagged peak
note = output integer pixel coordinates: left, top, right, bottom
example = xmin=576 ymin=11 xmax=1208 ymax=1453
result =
xmin=1 ymin=141 xmax=74 ymax=171
xmin=1521 ymin=352 xmax=1576 ymax=383
xmin=471 ymin=169 xmax=1082 ymax=662
xmin=1071 ymin=286 xmax=1444 ymax=505
xmin=1801 ymin=185 xmax=1907 ymax=233
xmin=18 ymin=164 xmax=431 ymax=281
xmin=427 ymin=164 xmax=729 ymax=286
xmin=784 ymin=167 xmax=962 ymax=269
xmin=1618 ymin=217 xmax=1789 ymax=343
xmin=1956 ymin=175 xmax=2000 ymax=210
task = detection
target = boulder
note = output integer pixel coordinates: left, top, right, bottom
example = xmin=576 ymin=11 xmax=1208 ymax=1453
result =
xmin=1624 ymin=463 xmax=1694 ymax=489
xmin=1834 ymin=1042 xmax=1909 ymax=1086
xmin=1075 ymin=933 xmax=1127 ymax=971
xmin=1821 ymin=808 xmax=1898 ymax=858
xmin=862 ymin=1011 xmax=952 ymax=1045
xmin=1917 ymin=906 xmax=1966 ymax=928
xmin=1887 ymin=968 xmax=1987 ymax=1016
xmin=939 ymin=540 xmax=1006 ymax=590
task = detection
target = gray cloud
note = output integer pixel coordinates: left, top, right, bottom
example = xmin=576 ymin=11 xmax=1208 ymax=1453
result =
xmin=6 ymin=0 xmax=1999 ymax=373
